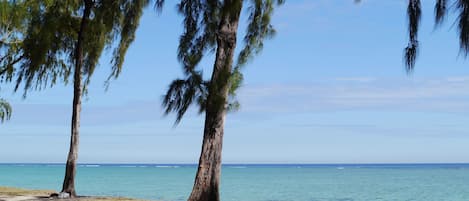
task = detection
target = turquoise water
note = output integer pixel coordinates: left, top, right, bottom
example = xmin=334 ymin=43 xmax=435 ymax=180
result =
xmin=1 ymin=164 xmax=469 ymax=201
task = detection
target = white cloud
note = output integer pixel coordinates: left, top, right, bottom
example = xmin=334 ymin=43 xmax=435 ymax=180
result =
xmin=238 ymin=77 xmax=469 ymax=113
xmin=4 ymin=100 xmax=163 ymax=126
xmin=335 ymin=77 xmax=376 ymax=82
xmin=446 ymin=76 xmax=469 ymax=82
xmin=5 ymin=76 xmax=469 ymax=126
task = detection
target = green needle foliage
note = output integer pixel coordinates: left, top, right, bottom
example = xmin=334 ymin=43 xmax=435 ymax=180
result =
xmin=0 ymin=0 xmax=47 ymax=122
xmin=404 ymin=0 xmax=469 ymax=71
xmin=161 ymin=1 xmax=283 ymax=200
xmin=163 ymin=0 xmax=284 ymax=123
xmin=0 ymin=98 xmax=11 ymax=123
xmin=1 ymin=1 xmax=26 ymax=79
xmin=404 ymin=0 xmax=420 ymax=72
xmin=0 ymin=1 xmax=57 ymax=81
xmin=1 ymin=0 xmax=157 ymax=196
xmin=9 ymin=0 xmax=154 ymax=94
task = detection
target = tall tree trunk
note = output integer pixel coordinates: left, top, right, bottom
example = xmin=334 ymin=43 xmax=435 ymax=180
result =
xmin=61 ymin=0 xmax=92 ymax=197
xmin=188 ymin=1 xmax=242 ymax=201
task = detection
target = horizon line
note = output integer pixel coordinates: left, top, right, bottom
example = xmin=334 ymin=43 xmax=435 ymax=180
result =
xmin=2 ymin=162 xmax=469 ymax=165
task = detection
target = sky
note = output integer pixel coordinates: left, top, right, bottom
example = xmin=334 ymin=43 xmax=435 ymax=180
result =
xmin=2 ymin=0 xmax=469 ymax=164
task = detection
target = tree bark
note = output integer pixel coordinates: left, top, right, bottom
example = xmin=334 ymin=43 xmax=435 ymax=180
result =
xmin=187 ymin=1 xmax=242 ymax=201
xmin=61 ymin=0 xmax=92 ymax=197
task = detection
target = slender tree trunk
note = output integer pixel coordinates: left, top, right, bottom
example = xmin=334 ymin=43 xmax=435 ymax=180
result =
xmin=61 ymin=0 xmax=92 ymax=197
xmin=188 ymin=1 xmax=242 ymax=201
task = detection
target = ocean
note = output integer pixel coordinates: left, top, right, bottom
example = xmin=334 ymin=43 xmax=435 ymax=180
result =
xmin=1 ymin=164 xmax=469 ymax=201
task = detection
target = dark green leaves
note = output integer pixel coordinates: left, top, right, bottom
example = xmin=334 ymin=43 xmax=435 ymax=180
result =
xmin=0 ymin=98 xmax=11 ymax=123
xmin=237 ymin=0 xmax=284 ymax=67
xmin=404 ymin=0 xmax=421 ymax=72
xmin=4 ymin=0 xmax=152 ymax=96
xmin=0 ymin=0 xmax=41 ymax=83
xmin=16 ymin=1 xmax=77 ymax=93
xmin=231 ymin=0 xmax=283 ymax=94
xmin=163 ymin=0 xmax=283 ymax=124
xmin=404 ymin=0 xmax=469 ymax=70
xmin=162 ymin=71 xmax=207 ymax=124
xmin=456 ymin=0 xmax=469 ymax=56
xmin=435 ymin=0 xmax=447 ymax=26
xmin=176 ymin=0 xmax=217 ymax=75
xmin=110 ymin=0 xmax=152 ymax=80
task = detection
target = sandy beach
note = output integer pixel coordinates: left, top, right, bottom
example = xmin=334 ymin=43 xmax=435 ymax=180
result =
xmin=0 ymin=187 xmax=142 ymax=201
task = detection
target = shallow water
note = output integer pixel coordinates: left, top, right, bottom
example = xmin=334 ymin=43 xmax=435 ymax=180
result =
xmin=1 ymin=164 xmax=469 ymax=201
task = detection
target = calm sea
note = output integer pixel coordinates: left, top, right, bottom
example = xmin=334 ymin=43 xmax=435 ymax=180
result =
xmin=1 ymin=164 xmax=469 ymax=201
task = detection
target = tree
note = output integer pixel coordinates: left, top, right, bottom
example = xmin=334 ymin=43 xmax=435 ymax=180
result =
xmin=403 ymin=0 xmax=469 ymax=71
xmin=5 ymin=0 xmax=153 ymax=197
xmin=162 ymin=1 xmax=283 ymax=200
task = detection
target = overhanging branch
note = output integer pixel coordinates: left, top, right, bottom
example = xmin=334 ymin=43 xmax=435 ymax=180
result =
xmin=0 ymin=54 xmax=24 ymax=75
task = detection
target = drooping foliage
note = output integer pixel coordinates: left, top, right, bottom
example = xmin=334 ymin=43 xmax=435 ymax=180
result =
xmin=435 ymin=0 xmax=447 ymax=26
xmin=404 ymin=0 xmax=469 ymax=71
xmin=0 ymin=0 xmax=43 ymax=82
xmin=109 ymin=0 xmax=164 ymax=80
xmin=404 ymin=0 xmax=421 ymax=72
xmin=0 ymin=98 xmax=11 ymax=123
xmin=0 ymin=1 xmax=52 ymax=122
xmin=3 ymin=0 xmax=154 ymax=95
xmin=162 ymin=0 xmax=284 ymax=123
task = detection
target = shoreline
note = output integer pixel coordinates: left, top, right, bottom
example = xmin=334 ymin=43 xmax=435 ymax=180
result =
xmin=0 ymin=186 xmax=144 ymax=201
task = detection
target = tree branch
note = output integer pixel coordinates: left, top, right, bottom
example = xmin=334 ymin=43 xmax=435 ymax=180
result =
xmin=0 ymin=54 xmax=24 ymax=75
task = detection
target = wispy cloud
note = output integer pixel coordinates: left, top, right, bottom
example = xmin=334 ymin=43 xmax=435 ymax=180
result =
xmin=335 ymin=77 xmax=376 ymax=82
xmin=4 ymin=100 xmax=162 ymax=126
xmin=4 ymin=76 xmax=469 ymax=126
xmin=446 ymin=76 xmax=469 ymax=82
xmin=238 ymin=77 xmax=469 ymax=113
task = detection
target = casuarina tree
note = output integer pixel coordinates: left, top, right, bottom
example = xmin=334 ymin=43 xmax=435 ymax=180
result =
xmin=4 ymin=0 xmax=155 ymax=197
xmin=162 ymin=1 xmax=283 ymax=200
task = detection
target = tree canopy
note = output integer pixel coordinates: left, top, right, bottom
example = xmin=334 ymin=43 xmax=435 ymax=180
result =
xmin=1 ymin=0 xmax=154 ymax=95
xmin=0 ymin=0 xmax=37 ymax=81
xmin=163 ymin=0 xmax=284 ymax=123
xmin=0 ymin=0 xmax=44 ymax=122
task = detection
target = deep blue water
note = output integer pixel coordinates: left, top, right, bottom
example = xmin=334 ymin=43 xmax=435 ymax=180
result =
xmin=1 ymin=163 xmax=469 ymax=201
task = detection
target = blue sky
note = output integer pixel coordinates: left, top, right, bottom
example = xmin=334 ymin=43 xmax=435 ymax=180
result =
xmin=2 ymin=0 xmax=469 ymax=163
